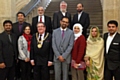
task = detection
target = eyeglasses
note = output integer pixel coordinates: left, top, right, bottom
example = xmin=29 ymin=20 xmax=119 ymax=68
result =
xmin=61 ymin=21 xmax=69 ymax=24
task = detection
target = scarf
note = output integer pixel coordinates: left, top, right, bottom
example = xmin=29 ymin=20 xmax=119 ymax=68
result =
xmin=73 ymin=23 xmax=83 ymax=40
xmin=23 ymin=33 xmax=32 ymax=51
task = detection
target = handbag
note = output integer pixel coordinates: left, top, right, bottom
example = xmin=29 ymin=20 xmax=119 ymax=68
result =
xmin=71 ymin=60 xmax=86 ymax=70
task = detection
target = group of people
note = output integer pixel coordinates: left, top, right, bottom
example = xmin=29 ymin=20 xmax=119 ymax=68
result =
xmin=0 ymin=1 xmax=120 ymax=80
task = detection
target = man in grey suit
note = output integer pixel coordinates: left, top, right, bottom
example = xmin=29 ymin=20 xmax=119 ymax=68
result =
xmin=52 ymin=16 xmax=74 ymax=80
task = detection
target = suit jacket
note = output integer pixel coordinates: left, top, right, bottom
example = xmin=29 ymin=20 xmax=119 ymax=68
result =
xmin=72 ymin=12 xmax=90 ymax=38
xmin=52 ymin=28 xmax=74 ymax=63
xmin=32 ymin=15 xmax=52 ymax=34
xmin=18 ymin=35 xmax=30 ymax=60
xmin=30 ymin=33 xmax=53 ymax=65
xmin=104 ymin=32 xmax=120 ymax=70
xmin=12 ymin=22 xmax=31 ymax=38
xmin=0 ymin=31 xmax=17 ymax=67
xmin=53 ymin=11 xmax=71 ymax=29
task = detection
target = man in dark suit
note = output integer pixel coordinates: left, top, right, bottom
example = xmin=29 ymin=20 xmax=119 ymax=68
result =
xmin=53 ymin=1 xmax=71 ymax=29
xmin=104 ymin=20 xmax=120 ymax=80
xmin=32 ymin=6 xmax=52 ymax=34
xmin=72 ymin=3 xmax=90 ymax=38
xmin=0 ymin=20 xmax=17 ymax=80
xmin=30 ymin=22 xmax=53 ymax=80
xmin=12 ymin=12 xmax=31 ymax=38
xmin=12 ymin=12 xmax=31 ymax=80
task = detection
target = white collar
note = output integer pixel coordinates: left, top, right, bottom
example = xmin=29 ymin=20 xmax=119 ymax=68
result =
xmin=60 ymin=27 xmax=67 ymax=31
xmin=108 ymin=32 xmax=117 ymax=37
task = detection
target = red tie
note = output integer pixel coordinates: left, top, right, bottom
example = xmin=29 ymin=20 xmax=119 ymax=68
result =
xmin=40 ymin=16 xmax=42 ymax=22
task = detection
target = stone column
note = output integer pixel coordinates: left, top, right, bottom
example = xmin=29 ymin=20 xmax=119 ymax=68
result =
xmin=0 ymin=0 xmax=16 ymax=32
xmin=103 ymin=0 xmax=120 ymax=33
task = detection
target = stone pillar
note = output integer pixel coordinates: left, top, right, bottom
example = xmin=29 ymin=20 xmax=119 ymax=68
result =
xmin=0 ymin=0 xmax=16 ymax=32
xmin=103 ymin=0 xmax=120 ymax=33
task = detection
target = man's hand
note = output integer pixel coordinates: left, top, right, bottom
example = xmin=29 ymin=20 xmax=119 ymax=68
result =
xmin=58 ymin=56 xmax=65 ymax=62
xmin=48 ymin=61 xmax=53 ymax=66
xmin=85 ymin=60 xmax=90 ymax=67
xmin=25 ymin=58 xmax=30 ymax=62
xmin=0 ymin=63 xmax=6 ymax=68
xmin=30 ymin=60 xmax=35 ymax=66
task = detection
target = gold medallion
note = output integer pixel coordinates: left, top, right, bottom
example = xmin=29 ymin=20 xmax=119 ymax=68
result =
xmin=36 ymin=32 xmax=49 ymax=49
xmin=37 ymin=44 xmax=42 ymax=48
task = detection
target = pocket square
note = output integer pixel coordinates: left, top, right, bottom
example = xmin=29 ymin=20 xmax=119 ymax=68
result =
xmin=113 ymin=42 xmax=119 ymax=45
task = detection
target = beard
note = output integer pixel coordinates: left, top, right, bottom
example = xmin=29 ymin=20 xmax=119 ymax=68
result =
xmin=77 ymin=10 xmax=82 ymax=13
xmin=60 ymin=9 xmax=66 ymax=12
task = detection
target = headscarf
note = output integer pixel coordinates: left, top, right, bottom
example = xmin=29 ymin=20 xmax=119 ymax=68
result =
xmin=73 ymin=23 xmax=83 ymax=40
xmin=88 ymin=26 xmax=101 ymax=42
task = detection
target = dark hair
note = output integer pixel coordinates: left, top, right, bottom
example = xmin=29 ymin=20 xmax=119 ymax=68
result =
xmin=61 ymin=16 xmax=69 ymax=22
xmin=78 ymin=3 xmax=84 ymax=7
xmin=16 ymin=12 xmax=25 ymax=17
xmin=37 ymin=22 xmax=46 ymax=27
xmin=3 ymin=20 xmax=13 ymax=26
xmin=107 ymin=20 xmax=118 ymax=27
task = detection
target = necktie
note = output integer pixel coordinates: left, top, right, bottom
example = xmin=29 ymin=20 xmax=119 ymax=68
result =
xmin=39 ymin=35 xmax=42 ymax=41
xmin=40 ymin=16 xmax=42 ymax=22
xmin=62 ymin=30 xmax=64 ymax=38
xmin=19 ymin=24 xmax=22 ymax=32
xmin=8 ymin=34 xmax=12 ymax=42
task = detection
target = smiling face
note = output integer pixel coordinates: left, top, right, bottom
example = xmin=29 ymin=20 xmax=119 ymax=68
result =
xmin=107 ymin=23 xmax=118 ymax=36
xmin=91 ymin=27 xmax=98 ymax=38
xmin=74 ymin=26 xmax=80 ymax=34
xmin=24 ymin=26 xmax=31 ymax=35
xmin=60 ymin=2 xmax=67 ymax=12
xmin=17 ymin=13 xmax=25 ymax=23
xmin=37 ymin=23 xmax=46 ymax=34
xmin=60 ymin=17 xmax=69 ymax=29
xmin=4 ymin=23 xmax=12 ymax=33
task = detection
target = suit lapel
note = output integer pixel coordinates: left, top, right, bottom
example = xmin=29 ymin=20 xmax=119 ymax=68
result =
xmin=44 ymin=16 xmax=47 ymax=24
xmin=75 ymin=14 xmax=78 ymax=22
xmin=104 ymin=33 xmax=108 ymax=53
xmin=79 ymin=12 xmax=84 ymax=22
xmin=16 ymin=22 xmax=20 ymax=33
xmin=59 ymin=11 xmax=63 ymax=18
xmin=108 ymin=33 xmax=118 ymax=53
xmin=61 ymin=28 xmax=69 ymax=43
xmin=3 ymin=32 xmax=11 ymax=43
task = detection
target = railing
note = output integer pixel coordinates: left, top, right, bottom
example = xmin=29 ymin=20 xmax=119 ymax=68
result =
xmin=19 ymin=0 xmax=52 ymax=23
xmin=19 ymin=0 xmax=41 ymax=16
xmin=100 ymin=0 xmax=103 ymax=9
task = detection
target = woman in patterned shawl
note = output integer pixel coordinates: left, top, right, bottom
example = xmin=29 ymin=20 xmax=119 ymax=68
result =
xmin=84 ymin=26 xmax=104 ymax=80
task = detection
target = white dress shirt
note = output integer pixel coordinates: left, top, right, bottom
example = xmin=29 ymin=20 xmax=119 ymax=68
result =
xmin=106 ymin=32 xmax=117 ymax=53
xmin=60 ymin=27 xmax=67 ymax=33
xmin=78 ymin=11 xmax=83 ymax=21
xmin=38 ymin=15 xmax=45 ymax=23
xmin=39 ymin=33 xmax=45 ymax=45
xmin=62 ymin=12 xmax=66 ymax=16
